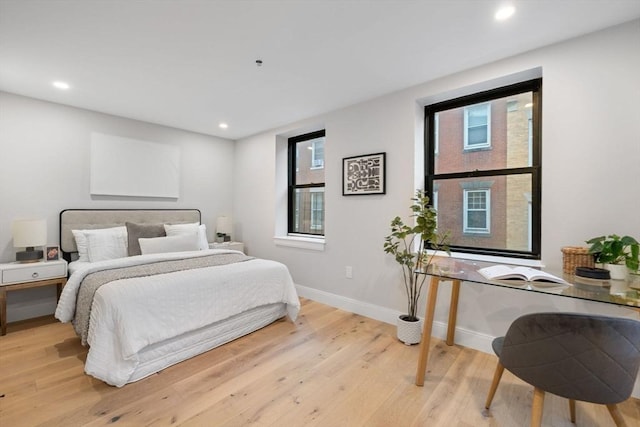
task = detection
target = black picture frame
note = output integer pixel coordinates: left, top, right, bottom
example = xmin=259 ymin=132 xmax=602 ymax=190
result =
xmin=342 ymin=152 xmax=386 ymax=196
xmin=46 ymin=245 xmax=59 ymax=261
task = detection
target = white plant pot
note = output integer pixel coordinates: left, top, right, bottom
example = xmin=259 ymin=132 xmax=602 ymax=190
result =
xmin=605 ymin=263 xmax=628 ymax=281
xmin=397 ymin=315 xmax=423 ymax=345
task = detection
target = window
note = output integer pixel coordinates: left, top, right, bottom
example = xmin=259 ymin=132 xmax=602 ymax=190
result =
xmin=425 ymin=78 xmax=541 ymax=259
xmin=463 ymin=189 xmax=490 ymax=233
xmin=288 ymin=130 xmax=325 ymax=236
xmin=464 ymin=103 xmax=490 ymax=149
xmin=434 ymin=112 xmax=439 ymax=155
xmin=311 ymin=140 xmax=324 ymax=169
xmin=310 ymin=189 xmax=324 ymax=230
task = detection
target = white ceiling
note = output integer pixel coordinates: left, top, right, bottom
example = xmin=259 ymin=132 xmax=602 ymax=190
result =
xmin=1 ymin=0 xmax=639 ymax=140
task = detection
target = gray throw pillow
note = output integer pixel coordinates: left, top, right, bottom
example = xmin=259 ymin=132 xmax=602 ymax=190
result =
xmin=125 ymin=222 xmax=166 ymax=256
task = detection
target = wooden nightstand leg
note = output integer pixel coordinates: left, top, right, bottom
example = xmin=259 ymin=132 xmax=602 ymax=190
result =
xmin=0 ymin=287 xmax=7 ymax=336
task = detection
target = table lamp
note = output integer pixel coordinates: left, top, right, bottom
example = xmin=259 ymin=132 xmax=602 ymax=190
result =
xmin=12 ymin=219 xmax=47 ymax=262
xmin=216 ymin=216 xmax=232 ymax=243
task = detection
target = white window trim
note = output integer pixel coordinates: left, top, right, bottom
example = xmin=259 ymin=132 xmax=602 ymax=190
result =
xmin=277 ymin=127 xmax=326 ymax=250
xmin=463 ymin=189 xmax=490 ymax=234
xmin=463 ymin=103 xmax=491 ymax=149
xmin=274 ymin=235 xmax=325 ymax=251
xmin=425 ymin=249 xmax=543 ymax=267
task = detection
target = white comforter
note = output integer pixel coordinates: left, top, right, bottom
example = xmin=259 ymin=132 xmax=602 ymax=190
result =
xmin=55 ymin=249 xmax=300 ymax=386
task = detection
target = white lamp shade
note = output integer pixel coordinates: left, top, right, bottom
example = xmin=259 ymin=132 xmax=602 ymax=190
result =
xmin=12 ymin=219 xmax=47 ymax=248
xmin=216 ymin=216 xmax=232 ymax=235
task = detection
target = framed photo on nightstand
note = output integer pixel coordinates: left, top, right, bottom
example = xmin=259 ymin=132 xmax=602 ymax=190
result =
xmin=46 ymin=245 xmax=59 ymax=261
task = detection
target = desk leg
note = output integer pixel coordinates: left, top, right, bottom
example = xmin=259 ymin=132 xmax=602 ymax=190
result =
xmin=0 ymin=287 xmax=6 ymax=336
xmin=446 ymin=279 xmax=461 ymax=346
xmin=415 ymin=276 xmax=441 ymax=386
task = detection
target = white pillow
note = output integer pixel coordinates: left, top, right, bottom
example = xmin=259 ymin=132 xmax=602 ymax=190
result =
xmin=139 ymin=233 xmax=200 ymax=255
xmin=86 ymin=230 xmax=128 ymax=262
xmin=164 ymin=222 xmax=208 ymax=250
xmin=72 ymin=226 xmax=127 ymax=262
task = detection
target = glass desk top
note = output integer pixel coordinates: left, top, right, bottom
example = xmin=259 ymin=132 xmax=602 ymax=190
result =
xmin=421 ymin=258 xmax=640 ymax=308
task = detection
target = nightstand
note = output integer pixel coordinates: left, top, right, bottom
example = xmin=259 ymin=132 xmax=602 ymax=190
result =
xmin=0 ymin=259 xmax=68 ymax=335
xmin=209 ymin=241 xmax=245 ymax=253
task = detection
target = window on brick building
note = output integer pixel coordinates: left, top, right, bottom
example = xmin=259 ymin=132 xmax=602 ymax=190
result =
xmin=464 ymin=103 xmax=491 ymax=149
xmin=463 ymin=189 xmax=490 ymax=233
xmin=311 ymin=140 xmax=324 ymax=169
xmin=425 ymin=78 xmax=542 ymax=259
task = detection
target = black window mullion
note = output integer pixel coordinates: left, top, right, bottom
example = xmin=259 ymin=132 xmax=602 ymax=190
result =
xmin=432 ymin=166 xmax=538 ymax=181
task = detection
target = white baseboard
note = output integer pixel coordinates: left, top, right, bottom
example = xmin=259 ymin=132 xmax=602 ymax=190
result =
xmin=295 ymin=284 xmax=640 ymax=399
xmin=295 ymin=284 xmax=495 ymax=354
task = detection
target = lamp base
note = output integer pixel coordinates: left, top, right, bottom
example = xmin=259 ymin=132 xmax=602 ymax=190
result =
xmin=16 ymin=249 xmax=43 ymax=263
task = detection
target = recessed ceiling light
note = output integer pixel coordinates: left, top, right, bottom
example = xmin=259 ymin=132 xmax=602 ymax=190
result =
xmin=219 ymin=122 xmax=228 ymax=129
xmin=495 ymin=5 xmax=515 ymax=21
xmin=52 ymin=81 xmax=70 ymax=90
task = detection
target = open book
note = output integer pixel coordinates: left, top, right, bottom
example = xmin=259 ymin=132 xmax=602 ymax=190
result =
xmin=478 ymin=265 xmax=567 ymax=284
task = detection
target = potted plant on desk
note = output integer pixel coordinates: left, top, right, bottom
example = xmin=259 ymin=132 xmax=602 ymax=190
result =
xmin=384 ymin=190 xmax=450 ymax=345
xmin=586 ymin=234 xmax=639 ymax=280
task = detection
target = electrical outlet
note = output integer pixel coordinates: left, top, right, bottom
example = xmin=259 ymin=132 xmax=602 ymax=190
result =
xmin=345 ymin=266 xmax=353 ymax=279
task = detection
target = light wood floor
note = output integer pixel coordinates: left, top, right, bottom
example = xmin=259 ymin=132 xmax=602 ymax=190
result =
xmin=1 ymin=299 xmax=638 ymax=427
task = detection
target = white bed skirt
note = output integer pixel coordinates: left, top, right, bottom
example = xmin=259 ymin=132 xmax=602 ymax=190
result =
xmin=90 ymin=303 xmax=287 ymax=386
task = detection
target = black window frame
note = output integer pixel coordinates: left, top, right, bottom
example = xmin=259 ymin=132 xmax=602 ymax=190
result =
xmin=288 ymin=129 xmax=326 ymax=236
xmin=425 ymin=78 xmax=542 ymax=259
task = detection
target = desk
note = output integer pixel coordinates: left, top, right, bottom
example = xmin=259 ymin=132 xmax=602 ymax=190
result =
xmin=415 ymin=259 xmax=640 ymax=386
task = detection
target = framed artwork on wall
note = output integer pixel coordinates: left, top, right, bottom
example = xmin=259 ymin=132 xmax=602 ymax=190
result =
xmin=342 ymin=152 xmax=386 ymax=196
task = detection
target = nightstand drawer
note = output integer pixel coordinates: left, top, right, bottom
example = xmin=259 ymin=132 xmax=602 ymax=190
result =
xmin=1 ymin=263 xmax=67 ymax=285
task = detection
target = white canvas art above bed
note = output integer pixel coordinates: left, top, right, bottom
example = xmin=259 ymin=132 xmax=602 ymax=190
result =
xmin=90 ymin=132 xmax=181 ymax=198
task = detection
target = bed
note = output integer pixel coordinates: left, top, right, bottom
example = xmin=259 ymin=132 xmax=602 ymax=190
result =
xmin=55 ymin=209 xmax=300 ymax=387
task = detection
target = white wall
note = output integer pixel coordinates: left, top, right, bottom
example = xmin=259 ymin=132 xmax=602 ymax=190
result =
xmin=234 ymin=20 xmax=640 ymax=392
xmin=0 ymin=92 xmax=235 ymax=321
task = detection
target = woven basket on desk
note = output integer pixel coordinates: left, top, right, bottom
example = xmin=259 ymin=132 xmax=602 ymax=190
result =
xmin=561 ymin=246 xmax=595 ymax=274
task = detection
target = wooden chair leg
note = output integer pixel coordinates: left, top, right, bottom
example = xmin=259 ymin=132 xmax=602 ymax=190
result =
xmin=569 ymin=399 xmax=576 ymax=423
xmin=606 ymin=403 xmax=628 ymax=427
xmin=530 ymin=387 xmax=545 ymax=427
xmin=485 ymin=362 xmax=504 ymax=409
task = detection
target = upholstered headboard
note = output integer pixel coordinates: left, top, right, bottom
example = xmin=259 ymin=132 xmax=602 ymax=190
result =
xmin=59 ymin=209 xmax=201 ymax=262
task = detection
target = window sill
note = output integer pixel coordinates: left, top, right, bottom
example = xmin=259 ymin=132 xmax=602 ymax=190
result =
xmin=274 ymin=235 xmax=325 ymax=251
xmin=427 ymin=250 xmax=543 ymax=268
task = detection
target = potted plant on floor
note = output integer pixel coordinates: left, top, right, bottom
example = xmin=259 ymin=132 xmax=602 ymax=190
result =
xmin=384 ymin=190 xmax=450 ymax=345
xmin=586 ymin=234 xmax=639 ymax=280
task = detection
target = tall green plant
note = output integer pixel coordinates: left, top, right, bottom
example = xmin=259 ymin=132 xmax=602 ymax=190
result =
xmin=384 ymin=190 xmax=450 ymax=321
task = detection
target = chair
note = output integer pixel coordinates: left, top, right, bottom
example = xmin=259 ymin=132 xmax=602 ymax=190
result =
xmin=484 ymin=312 xmax=640 ymax=427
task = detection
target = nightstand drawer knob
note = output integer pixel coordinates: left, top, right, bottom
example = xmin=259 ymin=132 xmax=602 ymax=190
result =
xmin=32 ymin=272 xmax=39 ymax=278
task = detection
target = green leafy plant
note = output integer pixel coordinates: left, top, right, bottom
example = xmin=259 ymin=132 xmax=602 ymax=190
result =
xmin=586 ymin=234 xmax=639 ymax=271
xmin=384 ymin=190 xmax=450 ymax=321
